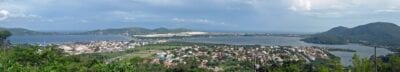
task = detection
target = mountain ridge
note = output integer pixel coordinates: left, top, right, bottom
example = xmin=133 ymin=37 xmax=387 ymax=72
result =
xmin=302 ymin=22 xmax=400 ymax=51
xmin=1 ymin=27 xmax=194 ymax=36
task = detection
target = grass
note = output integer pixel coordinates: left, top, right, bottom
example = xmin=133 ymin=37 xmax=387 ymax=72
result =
xmin=130 ymin=41 xmax=201 ymax=58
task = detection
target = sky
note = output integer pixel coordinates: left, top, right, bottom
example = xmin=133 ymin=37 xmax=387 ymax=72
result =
xmin=0 ymin=0 xmax=399 ymax=33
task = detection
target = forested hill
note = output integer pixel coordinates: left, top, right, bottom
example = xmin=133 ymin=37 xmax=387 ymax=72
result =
xmin=302 ymin=22 xmax=400 ymax=49
xmin=0 ymin=27 xmax=193 ymax=36
xmin=4 ymin=28 xmax=61 ymax=36
xmin=75 ymin=27 xmax=193 ymax=35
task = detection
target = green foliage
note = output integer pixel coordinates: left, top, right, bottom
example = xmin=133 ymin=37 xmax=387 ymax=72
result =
xmin=332 ymin=58 xmax=344 ymax=72
xmin=0 ymin=45 xmax=102 ymax=72
xmin=0 ymin=45 xmax=148 ymax=72
xmin=363 ymin=54 xmax=400 ymax=72
xmin=0 ymin=30 xmax=11 ymax=46
xmin=352 ymin=54 xmax=374 ymax=72
xmin=0 ymin=30 xmax=11 ymax=40
xmin=317 ymin=65 xmax=329 ymax=72
xmin=352 ymin=54 xmax=362 ymax=72
xmin=388 ymin=54 xmax=400 ymax=72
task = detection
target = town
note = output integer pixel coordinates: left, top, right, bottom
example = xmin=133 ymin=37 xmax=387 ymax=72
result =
xmin=58 ymin=40 xmax=167 ymax=55
xmin=151 ymin=44 xmax=330 ymax=71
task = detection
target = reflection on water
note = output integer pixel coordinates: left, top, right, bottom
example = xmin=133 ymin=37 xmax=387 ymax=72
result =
xmin=173 ymin=36 xmax=394 ymax=66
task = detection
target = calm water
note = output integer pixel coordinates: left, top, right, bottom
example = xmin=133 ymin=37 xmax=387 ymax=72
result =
xmin=173 ymin=36 xmax=394 ymax=66
xmin=9 ymin=35 xmax=130 ymax=44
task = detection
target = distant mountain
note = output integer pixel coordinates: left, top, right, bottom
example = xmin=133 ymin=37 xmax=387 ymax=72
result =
xmin=76 ymin=27 xmax=193 ymax=36
xmin=0 ymin=27 xmax=194 ymax=36
xmin=302 ymin=22 xmax=400 ymax=48
xmin=5 ymin=28 xmax=61 ymax=35
xmin=0 ymin=28 xmax=59 ymax=36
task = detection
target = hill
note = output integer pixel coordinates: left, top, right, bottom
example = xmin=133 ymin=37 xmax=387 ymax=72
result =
xmin=75 ymin=27 xmax=193 ymax=36
xmin=302 ymin=22 xmax=400 ymax=49
xmin=5 ymin=28 xmax=61 ymax=35
xmin=0 ymin=27 xmax=193 ymax=36
xmin=0 ymin=27 xmax=59 ymax=36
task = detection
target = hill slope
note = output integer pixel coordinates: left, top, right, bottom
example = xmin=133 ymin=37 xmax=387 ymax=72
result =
xmin=76 ymin=27 xmax=193 ymax=35
xmin=0 ymin=27 xmax=193 ymax=36
xmin=0 ymin=27 xmax=60 ymax=36
xmin=302 ymin=22 xmax=400 ymax=48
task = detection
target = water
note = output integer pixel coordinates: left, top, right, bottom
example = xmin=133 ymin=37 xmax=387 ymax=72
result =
xmin=9 ymin=35 xmax=130 ymax=44
xmin=173 ymin=36 xmax=394 ymax=66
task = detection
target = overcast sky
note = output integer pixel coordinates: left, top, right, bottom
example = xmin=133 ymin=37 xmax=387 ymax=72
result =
xmin=0 ymin=0 xmax=399 ymax=32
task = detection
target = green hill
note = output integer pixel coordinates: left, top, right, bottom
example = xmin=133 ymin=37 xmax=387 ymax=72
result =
xmin=76 ymin=27 xmax=193 ymax=35
xmin=0 ymin=27 xmax=63 ymax=36
xmin=0 ymin=27 xmax=193 ymax=36
xmin=302 ymin=22 xmax=400 ymax=49
xmin=5 ymin=28 xmax=60 ymax=35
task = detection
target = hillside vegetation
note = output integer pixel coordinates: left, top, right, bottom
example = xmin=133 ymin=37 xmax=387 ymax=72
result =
xmin=0 ymin=27 xmax=193 ymax=36
xmin=302 ymin=22 xmax=400 ymax=51
xmin=76 ymin=27 xmax=193 ymax=35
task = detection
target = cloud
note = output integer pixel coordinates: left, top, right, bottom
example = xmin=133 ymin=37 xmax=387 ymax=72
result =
xmin=288 ymin=0 xmax=355 ymax=17
xmin=288 ymin=0 xmax=400 ymax=17
xmin=289 ymin=0 xmax=312 ymax=11
xmin=172 ymin=18 xmax=228 ymax=26
xmin=375 ymin=10 xmax=400 ymax=13
xmin=130 ymin=0 xmax=185 ymax=6
xmin=106 ymin=10 xmax=162 ymax=23
xmin=0 ymin=9 xmax=9 ymax=21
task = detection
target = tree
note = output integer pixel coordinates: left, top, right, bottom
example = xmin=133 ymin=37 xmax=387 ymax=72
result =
xmin=389 ymin=55 xmax=400 ymax=72
xmin=360 ymin=58 xmax=373 ymax=72
xmin=352 ymin=54 xmax=362 ymax=72
xmin=332 ymin=58 xmax=344 ymax=72
xmin=0 ymin=30 xmax=11 ymax=40
xmin=0 ymin=30 xmax=11 ymax=45
xmin=352 ymin=54 xmax=374 ymax=72
xmin=317 ymin=65 xmax=330 ymax=72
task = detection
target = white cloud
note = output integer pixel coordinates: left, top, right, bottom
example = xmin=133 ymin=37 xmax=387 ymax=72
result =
xmin=288 ymin=0 xmax=400 ymax=17
xmin=375 ymin=10 xmax=400 ymax=13
xmin=0 ymin=9 xmax=9 ymax=21
xmin=131 ymin=0 xmax=184 ymax=6
xmin=290 ymin=0 xmax=353 ymax=11
xmin=80 ymin=19 xmax=88 ymax=23
xmin=107 ymin=10 xmax=159 ymax=22
xmin=289 ymin=0 xmax=312 ymax=11
xmin=172 ymin=18 xmax=185 ymax=22
xmin=289 ymin=0 xmax=400 ymax=17
xmin=172 ymin=17 xmax=228 ymax=26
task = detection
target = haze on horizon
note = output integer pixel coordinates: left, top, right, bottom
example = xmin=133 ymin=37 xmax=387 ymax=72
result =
xmin=0 ymin=0 xmax=399 ymax=33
